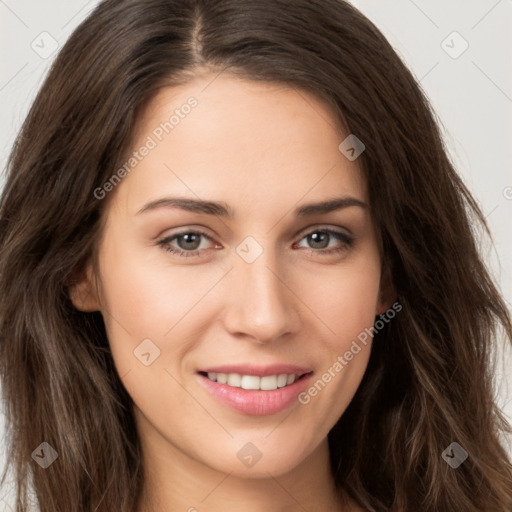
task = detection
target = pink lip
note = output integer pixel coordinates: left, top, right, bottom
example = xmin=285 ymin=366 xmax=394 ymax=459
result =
xmin=196 ymin=366 xmax=313 ymax=416
xmin=198 ymin=364 xmax=312 ymax=377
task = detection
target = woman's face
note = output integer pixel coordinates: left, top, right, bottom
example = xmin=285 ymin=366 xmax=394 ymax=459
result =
xmin=72 ymin=73 xmax=389 ymax=478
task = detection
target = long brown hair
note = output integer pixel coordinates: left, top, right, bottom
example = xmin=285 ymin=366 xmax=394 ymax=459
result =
xmin=1 ymin=1 xmax=511 ymax=510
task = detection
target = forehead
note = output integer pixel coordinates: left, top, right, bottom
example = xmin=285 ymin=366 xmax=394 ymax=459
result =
xmin=112 ymin=73 xmax=367 ymax=217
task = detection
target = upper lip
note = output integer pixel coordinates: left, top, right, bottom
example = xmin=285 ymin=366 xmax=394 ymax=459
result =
xmin=198 ymin=364 xmax=313 ymax=377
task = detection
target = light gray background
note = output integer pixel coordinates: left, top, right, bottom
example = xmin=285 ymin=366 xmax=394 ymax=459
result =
xmin=1 ymin=0 xmax=511 ymax=509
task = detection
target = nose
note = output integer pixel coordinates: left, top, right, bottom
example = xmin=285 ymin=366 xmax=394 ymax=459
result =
xmin=222 ymin=249 xmax=301 ymax=344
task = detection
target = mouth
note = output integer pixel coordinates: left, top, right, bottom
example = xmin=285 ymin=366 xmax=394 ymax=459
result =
xmin=196 ymin=365 xmax=313 ymax=415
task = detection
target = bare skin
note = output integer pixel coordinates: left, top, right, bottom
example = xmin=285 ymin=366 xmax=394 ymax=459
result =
xmin=70 ymin=72 xmax=389 ymax=512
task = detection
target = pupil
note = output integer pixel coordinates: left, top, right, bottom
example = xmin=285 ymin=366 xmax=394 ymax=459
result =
xmin=309 ymin=232 xmax=328 ymax=249
xmin=180 ymin=233 xmax=200 ymax=250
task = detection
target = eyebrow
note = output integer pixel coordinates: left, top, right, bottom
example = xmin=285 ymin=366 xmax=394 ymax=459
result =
xmin=136 ymin=196 xmax=367 ymax=217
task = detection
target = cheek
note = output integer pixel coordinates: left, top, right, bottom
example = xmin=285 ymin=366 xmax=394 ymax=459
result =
xmin=295 ymin=252 xmax=381 ymax=420
xmin=308 ymin=250 xmax=382 ymax=348
xmin=95 ymin=233 xmax=226 ymax=374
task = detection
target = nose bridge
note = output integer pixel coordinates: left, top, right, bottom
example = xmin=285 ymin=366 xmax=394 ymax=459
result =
xmin=223 ymin=238 xmax=299 ymax=343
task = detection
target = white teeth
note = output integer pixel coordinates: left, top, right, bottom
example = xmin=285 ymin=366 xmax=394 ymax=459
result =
xmin=205 ymin=372 xmax=300 ymax=390
xmin=260 ymin=375 xmax=278 ymax=390
xmin=227 ymin=373 xmax=241 ymax=387
xmin=277 ymin=374 xmax=288 ymax=388
xmin=241 ymin=375 xmax=260 ymax=390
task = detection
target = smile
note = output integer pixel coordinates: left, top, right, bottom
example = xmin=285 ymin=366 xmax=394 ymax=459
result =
xmin=197 ymin=365 xmax=313 ymax=415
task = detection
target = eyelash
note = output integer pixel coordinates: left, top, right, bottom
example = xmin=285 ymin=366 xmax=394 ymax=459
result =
xmin=157 ymin=227 xmax=354 ymax=259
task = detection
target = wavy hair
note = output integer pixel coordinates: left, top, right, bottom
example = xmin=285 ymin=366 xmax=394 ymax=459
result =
xmin=1 ymin=0 xmax=511 ymax=510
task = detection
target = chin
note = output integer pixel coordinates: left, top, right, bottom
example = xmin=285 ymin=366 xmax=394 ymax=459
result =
xmin=195 ymin=433 xmax=316 ymax=479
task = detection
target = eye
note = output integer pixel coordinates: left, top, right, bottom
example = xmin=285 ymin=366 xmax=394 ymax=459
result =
xmin=157 ymin=229 xmax=217 ymax=258
xmin=294 ymin=228 xmax=354 ymax=256
xmin=157 ymin=227 xmax=354 ymax=258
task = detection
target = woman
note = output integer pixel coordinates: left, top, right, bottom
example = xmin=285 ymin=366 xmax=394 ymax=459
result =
xmin=1 ymin=1 xmax=511 ymax=511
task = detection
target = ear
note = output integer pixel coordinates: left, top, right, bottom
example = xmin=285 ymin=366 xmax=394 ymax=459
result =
xmin=67 ymin=261 xmax=101 ymax=312
xmin=375 ymin=259 xmax=395 ymax=316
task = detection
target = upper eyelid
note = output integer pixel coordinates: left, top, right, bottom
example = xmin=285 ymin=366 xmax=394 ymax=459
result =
xmin=296 ymin=224 xmax=352 ymax=238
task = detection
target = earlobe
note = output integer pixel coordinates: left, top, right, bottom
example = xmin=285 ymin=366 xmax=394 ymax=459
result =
xmin=376 ymin=295 xmax=392 ymax=316
xmin=67 ymin=263 xmax=101 ymax=312
xmin=376 ymin=260 xmax=395 ymax=316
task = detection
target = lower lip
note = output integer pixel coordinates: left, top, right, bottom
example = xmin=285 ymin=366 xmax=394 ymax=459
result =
xmin=197 ymin=373 xmax=313 ymax=415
